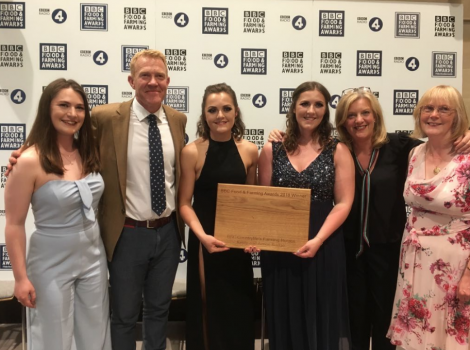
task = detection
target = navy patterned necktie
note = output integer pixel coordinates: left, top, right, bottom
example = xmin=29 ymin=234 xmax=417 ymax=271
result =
xmin=148 ymin=114 xmax=166 ymax=216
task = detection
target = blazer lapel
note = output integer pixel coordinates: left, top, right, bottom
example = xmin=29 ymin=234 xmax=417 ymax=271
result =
xmin=112 ymin=99 xmax=132 ymax=205
xmin=164 ymin=105 xmax=181 ymax=160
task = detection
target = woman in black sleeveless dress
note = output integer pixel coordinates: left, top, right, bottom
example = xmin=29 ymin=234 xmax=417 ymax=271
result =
xmin=258 ymin=81 xmax=355 ymax=350
xmin=179 ymin=83 xmax=258 ymax=350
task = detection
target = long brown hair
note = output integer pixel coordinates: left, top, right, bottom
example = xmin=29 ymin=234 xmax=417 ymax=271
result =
xmin=284 ymin=81 xmax=333 ymax=153
xmin=196 ymin=83 xmax=245 ymax=140
xmin=24 ymin=78 xmax=100 ymax=175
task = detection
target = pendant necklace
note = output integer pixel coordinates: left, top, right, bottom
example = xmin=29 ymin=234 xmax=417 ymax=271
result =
xmin=426 ymin=145 xmax=444 ymax=175
xmin=61 ymin=149 xmax=77 ymax=165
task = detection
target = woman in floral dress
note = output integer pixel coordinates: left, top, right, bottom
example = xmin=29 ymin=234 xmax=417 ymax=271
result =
xmin=388 ymin=85 xmax=470 ymax=350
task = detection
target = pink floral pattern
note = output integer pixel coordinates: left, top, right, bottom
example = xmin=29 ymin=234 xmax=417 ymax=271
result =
xmin=388 ymin=144 xmax=470 ymax=350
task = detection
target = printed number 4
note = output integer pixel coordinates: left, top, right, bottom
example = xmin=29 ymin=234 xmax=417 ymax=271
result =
xmin=95 ymin=52 xmax=106 ymax=64
xmin=371 ymin=18 xmax=381 ymax=30
xmin=217 ymin=55 xmax=226 ymax=67
xmin=54 ymin=10 xmax=64 ymax=22
xmin=295 ymin=17 xmax=304 ymax=29
xmin=176 ymin=14 xmax=186 ymax=26
xmin=13 ymin=91 xmax=23 ymax=103
xmin=407 ymin=59 xmax=417 ymax=69
xmin=255 ymin=95 xmax=264 ymax=107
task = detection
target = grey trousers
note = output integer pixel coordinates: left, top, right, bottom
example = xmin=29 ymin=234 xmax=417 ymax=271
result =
xmin=27 ymin=221 xmax=111 ymax=350
xmin=109 ymin=219 xmax=180 ymax=350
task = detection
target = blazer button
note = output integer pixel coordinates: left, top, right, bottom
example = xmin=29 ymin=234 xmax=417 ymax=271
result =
xmin=121 ymin=208 xmax=125 ymax=214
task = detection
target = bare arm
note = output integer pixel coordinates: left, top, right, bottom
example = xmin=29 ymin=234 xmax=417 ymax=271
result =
xmin=296 ymin=142 xmax=355 ymax=258
xmin=4 ymin=152 xmax=38 ymax=307
xmin=178 ymin=144 xmax=229 ymax=253
xmin=245 ymin=142 xmax=259 ymax=186
xmin=258 ymin=142 xmax=274 ymax=186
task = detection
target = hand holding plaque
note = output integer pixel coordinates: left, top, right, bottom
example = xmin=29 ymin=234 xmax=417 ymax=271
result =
xmin=214 ymin=183 xmax=310 ymax=252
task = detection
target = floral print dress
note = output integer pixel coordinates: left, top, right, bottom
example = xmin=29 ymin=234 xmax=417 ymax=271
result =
xmin=388 ymin=143 xmax=470 ymax=350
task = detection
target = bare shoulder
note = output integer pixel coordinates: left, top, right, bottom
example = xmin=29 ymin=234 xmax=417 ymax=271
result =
xmin=8 ymin=146 xmax=40 ymax=181
xmin=182 ymin=138 xmax=207 ymax=157
xmin=16 ymin=146 xmax=40 ymax=168
xmin=261 ymin=140 xmax=274 ymax=153
xmin=237 ymin=139 xmax=258 ymax=154
xmin=334 ymin=141 xmax=349 ymax=154
xmin=333 ymin=141 xmax=353 ymax=164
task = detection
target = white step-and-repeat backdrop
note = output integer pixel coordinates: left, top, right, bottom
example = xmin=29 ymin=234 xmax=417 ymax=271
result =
xmin=0 ymin=0 xmax=463 ymax=284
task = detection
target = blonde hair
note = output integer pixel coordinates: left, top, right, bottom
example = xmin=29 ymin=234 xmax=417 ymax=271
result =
xmin=335 ymin=90 xmax=388 ymax=151
xmin=411 ymin=85 xmax=468 ymax=142
xmin=130 ymin=49 xmax=168 ymax=77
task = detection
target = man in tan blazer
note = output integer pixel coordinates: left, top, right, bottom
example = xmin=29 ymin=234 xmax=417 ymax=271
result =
xmin=91 ymin=49 xmax=186 ymax=350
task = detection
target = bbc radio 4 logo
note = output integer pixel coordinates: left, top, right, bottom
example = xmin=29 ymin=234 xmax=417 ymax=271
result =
xmin=0 ymin=124 xmax=25 ymax=150
xmin=0 ymin=2 xmax=25 ymax=29
xmin=164 ymin=87 xmax=189 ymax=113
xmin=121 ymin=45 xmax=148 ymax=72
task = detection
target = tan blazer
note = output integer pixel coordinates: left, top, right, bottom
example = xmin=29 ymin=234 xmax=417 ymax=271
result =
xmin=91 ymin=99 xmax=187 ymax=261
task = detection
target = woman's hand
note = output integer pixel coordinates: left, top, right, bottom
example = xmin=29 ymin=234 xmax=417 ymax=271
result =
xmin=294 ymin=237 xmax=323 ymax=258
xmin=457 ymin=269 xmax=470 ymax=304
xmin=15 ymin=278 xmax=36 ymax=308
xmin=200 ymin=234 xmax=230 ymax=254
xmin=268 ymin=129 xmax=285 ymax=143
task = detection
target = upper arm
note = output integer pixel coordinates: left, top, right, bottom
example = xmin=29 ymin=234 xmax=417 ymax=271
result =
xmin=333 ymin=142 xmax=355 ymax=207
xmin=4 ymin=155 xmax=38 ymax=227
xmin=245 ymin=142 xmax=259 ymax=186
xmin=178 ymin=144 xmax=198 ymax=207
xmin=258 ymin=142 xmax=274 ymax=186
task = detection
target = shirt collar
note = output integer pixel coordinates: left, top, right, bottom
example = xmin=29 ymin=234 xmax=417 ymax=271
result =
xmin=132 ymin=98 xmax=163 ymax=122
